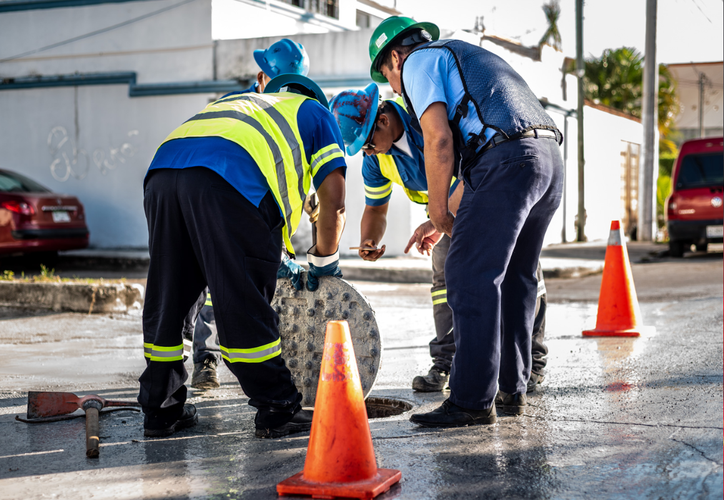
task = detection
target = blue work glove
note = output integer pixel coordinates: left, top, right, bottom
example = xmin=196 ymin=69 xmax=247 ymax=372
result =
xmin=277 ymin=254 xmax=304 ymax=291
xmin=306 ymin=246 xmax=342 ymax=292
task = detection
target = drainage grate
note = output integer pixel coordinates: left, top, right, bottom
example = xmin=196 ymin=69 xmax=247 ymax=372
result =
xmin=365 ymin=397 xmax=413 ymax=419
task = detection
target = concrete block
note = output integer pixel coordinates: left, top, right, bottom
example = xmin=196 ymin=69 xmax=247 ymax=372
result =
xmin=0 ymin=281 xmax=144 ymax=314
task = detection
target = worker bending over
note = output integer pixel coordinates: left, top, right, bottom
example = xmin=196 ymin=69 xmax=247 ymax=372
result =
xmin=187 ymin=38 xmax=311 ymax=391
xmin=369 ymin=17 xmax=563 ymax=427
xmin=141 ymin=74 xmax=346 ymax=439
xmin=330 ymin=84 xmax=548 ymax=394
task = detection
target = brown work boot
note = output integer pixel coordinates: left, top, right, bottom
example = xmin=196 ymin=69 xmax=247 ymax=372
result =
xmin=412 ymin=367 xmax=449 ymax=392
xmin=495 ymin=390 xmax=527 ymax=416
xmin=191 ymin=358 xmax=220 ymax=390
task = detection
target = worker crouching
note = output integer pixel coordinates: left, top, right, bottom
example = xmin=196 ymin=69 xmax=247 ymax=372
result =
xmin=140 ymin=74 xmax=347 ymax=439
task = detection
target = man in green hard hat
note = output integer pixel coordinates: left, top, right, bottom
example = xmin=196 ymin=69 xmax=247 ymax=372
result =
xmin=367 ymin=16 xmax=564 ymax=427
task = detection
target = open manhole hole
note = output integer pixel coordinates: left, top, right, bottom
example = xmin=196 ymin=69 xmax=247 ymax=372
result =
xmin=365 ymin=397 xmax=412 ymax=419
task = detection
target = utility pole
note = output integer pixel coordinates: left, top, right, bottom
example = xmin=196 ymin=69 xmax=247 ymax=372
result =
xmin=639 ymin=0 xmax=659 ymax=241
xmin=575 ymin=0 xmax=585 ymax=242
xmin=698 ymin=72 xmax=706 ymax=137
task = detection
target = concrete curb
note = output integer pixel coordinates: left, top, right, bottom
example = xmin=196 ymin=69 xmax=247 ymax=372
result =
xmin=0 ymin=281 xmax=144 ymax=314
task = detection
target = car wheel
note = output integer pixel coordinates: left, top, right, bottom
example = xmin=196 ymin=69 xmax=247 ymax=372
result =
xmin=669 ymin=240 xmax=686 ymax=258
xmin=695 ymin=243 xmax=708 ymax=252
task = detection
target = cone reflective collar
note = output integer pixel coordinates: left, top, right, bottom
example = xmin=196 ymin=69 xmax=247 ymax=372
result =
xmin=277 ymin=320 xmax=401 ymax=499
xmin=582 ymin=221 xmax=655 ymax=337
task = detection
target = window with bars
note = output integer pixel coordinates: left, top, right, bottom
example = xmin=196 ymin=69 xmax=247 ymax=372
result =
xmin=280 ymin=0 xmax=339 ymax=19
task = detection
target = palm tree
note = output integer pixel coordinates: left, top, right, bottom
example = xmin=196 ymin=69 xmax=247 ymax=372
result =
xmin=539 ymin=1 xmax=562 ymax=51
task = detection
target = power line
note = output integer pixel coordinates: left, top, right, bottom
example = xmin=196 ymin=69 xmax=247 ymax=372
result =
xmin=0 ymin=0 xmax=198 ymax=64
xmin=690 ymin=0 xmax=713 ymax=23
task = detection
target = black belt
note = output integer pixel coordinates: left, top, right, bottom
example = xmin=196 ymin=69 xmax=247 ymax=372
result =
xmin=479 ymin=129 xmax=558 ymax=155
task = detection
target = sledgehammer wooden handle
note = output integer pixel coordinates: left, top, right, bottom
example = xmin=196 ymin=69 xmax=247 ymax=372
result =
xmin=85 ymin=407 xmax=100 ymax=458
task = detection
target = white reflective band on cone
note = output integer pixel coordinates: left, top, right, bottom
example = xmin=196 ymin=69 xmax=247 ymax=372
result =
xmin=607 ymin=227 xmax=623 ymax=246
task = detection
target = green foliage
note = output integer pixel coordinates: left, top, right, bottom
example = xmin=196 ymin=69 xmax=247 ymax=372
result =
xmin=1 ymin=270 xmax=14 ymax=281
xmin=584 ymin=47 xmax=680 ymax=144
xmin=657 ymin=174 xmax=672 ymax=229
xmin=539 ymin=1 xmax=562 ymax=51
xmin=39 ymin=264 xmax=55 ymax=279
xmin=659 ymin=151 xmax=677 ymax=178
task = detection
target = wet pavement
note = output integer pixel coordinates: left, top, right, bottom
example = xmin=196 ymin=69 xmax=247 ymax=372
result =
xmin=0 ymin=255 xmax=722 ymax=499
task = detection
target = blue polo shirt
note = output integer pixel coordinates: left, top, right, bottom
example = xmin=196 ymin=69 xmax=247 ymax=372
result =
xmin=147 ymin=96 xmax=346 ymax=209
xmin=402 ymin=45 xmax=497 ymax=149
xmin=362 ymin=100 xmax=459 ymax=206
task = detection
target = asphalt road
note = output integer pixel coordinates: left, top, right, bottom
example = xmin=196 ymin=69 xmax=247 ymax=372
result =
xmin=0 ymin=251 xmax=721 ymax=499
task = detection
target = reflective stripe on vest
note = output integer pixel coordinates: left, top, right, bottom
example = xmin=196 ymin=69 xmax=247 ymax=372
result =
xmin=220 ymin=339 xmax=281 ymax=364
xmin=144 ymin=343 xmax=184 ymax=362
xmin=377 ymin=154 xmax=429 ymax=205
xmin=159 ymin=93 xmax=310 ymax=257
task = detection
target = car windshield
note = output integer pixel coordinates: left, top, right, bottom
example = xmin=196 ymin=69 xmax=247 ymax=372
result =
xmin=676 ymin=152 xmax=724 ymax=189
xmin=0 ymin=170 xmax=51 ymax=193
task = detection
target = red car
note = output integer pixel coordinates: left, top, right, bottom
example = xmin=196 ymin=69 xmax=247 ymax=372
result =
xmin=666 ymin=137 xmax=724 ymax=257
xmin=0 ymin=169 xmax=89 ymax=257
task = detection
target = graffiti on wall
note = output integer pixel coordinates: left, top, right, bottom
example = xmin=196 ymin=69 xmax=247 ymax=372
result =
xmin=48 ymin=127 xmax=138 ymax=182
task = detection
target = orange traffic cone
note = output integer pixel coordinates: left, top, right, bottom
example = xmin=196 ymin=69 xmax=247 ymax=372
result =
xmin=277 ymin=320 xmax=401 ymax=499
xmin=583 ymin=220 xmax=655 ymax=337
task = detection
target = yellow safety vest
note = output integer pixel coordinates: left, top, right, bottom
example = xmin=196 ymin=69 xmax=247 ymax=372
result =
xmin=377 ymin=154 xmax=430 ymax=205
xmin=160 ymin=92 xmax=336 ymax=257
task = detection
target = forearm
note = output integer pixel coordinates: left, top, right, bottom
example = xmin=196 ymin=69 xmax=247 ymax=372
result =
xmin=360 ymin=204 xmax=388 ymax=244
xmin=314 ymin=169 xmax=346 ymax=256
xmin=425 ymin=136 xmax=455 ymax=226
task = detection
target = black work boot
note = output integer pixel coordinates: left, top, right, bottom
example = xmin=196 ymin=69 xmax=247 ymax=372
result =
xmin=412 ymin=367 xmax=449 ymax=392
xmin=255 ymin=408 xmax=314 ymax=439
xmin=144 ymin=404 xmax=198 ymax=438
xmin=526 ymin=372 xmax=545 ymax=393
xmin=191 ymin=358 xmax=220 ymax=390
xmin=410 ymin=399 xmax=496 ymax=427
xmin=495 ymin=390 xmax=527 ymax=416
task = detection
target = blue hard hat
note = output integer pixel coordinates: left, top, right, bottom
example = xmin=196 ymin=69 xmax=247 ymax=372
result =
xmin=264 ymin=74 xmax=329 ymax=109
xmin=254 ymin=39 xmax=310 ymax=78
xmin=328 ymin=83 xmax=380 ymax=156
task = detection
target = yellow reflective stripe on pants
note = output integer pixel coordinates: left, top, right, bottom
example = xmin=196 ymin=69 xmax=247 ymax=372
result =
xmin=145 ymin=343 xmax=184 ymax=362
xmin=220 ymin=339 xmax=281 ymax=364
xmin=431 ymin=289 xmax=447 ymax=305
xmin=365 ymin=182 xmax=392 ymax=199
xmin=205 ymin=293 xmax=212 ymax=307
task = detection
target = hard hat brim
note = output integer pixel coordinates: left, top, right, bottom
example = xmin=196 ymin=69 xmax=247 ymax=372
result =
xmin=263 ymin=74 xmax=329 ymax=109
xmin=346 ymin=83 xmax=380 ymax=156
xmin=253 ymin=49 xmax=276 ymax=78
xmin=370 ymin=21 xmax=440 ymax=83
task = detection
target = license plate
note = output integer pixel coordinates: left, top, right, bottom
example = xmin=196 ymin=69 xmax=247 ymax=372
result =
xmin=706 ymin=225 xmax=723 ymax=238
xmin=52 ymin=211 xmax=70 ymax=223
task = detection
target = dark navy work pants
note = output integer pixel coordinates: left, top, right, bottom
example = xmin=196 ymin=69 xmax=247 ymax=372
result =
xmin=446 ymin=136 xmax=563 ymax=410
xmin=140 ymin=167 xmax=301 ymax=428
xmin=429 ymin=234 xmax=548 ymax=375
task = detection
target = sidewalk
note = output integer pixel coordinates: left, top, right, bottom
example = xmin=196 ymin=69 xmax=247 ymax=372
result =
xmin=56 ymin=239 xmax=669 ymax=283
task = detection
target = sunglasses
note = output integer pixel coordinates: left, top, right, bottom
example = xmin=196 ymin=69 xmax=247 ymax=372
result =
xmin=361 ymin=117 xmax=378 ymax=153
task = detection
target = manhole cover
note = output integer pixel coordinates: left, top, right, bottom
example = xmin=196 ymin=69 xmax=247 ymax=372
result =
xmin=365 ymin=397 xmax=412 ymax=419
xmin=273 ymin=274 xmax=382 ymax=407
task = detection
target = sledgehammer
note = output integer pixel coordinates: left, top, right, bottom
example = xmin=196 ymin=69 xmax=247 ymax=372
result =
xmin=19 ymin=391 xmax=140 ymax=458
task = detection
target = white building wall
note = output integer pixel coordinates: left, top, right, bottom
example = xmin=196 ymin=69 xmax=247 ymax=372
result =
xmin=0 ymin=0 xmax=213 ymax=83
xmin=0 ymin=85 xmax=213 ymax=248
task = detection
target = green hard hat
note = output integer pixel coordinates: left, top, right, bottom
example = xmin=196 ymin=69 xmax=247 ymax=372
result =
xmin=369 ymin=16 xmax=440 ymax=83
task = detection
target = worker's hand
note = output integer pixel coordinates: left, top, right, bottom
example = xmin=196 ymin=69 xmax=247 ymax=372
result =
xmin=277 ymin=254 xmax=304 ymax=291
xmin=306 ymin=246 xmax=343 ymax=292
xmin=430 ymin=210 xmax=455 ymax=238
xmin=358 ymin=239 xmax=386 ymax=261
xmin=405 ymin=220 xmax=443 ymax=256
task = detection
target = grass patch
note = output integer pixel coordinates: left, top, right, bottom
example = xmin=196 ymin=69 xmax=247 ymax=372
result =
xmin=0 ymin=268 xmax=127 ymax=284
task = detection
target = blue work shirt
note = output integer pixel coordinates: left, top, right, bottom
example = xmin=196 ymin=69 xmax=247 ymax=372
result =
xmin=147 ymin=97 xmax=346 ymax=209
xmin=402 ymin=45 xmax=497 ymax=149
xmin=362 ymin=100 xmax=459 ymax=206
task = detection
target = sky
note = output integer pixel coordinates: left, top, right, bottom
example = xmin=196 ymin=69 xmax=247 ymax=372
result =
xmin=395 ymin=0 xmax=724 ymax=64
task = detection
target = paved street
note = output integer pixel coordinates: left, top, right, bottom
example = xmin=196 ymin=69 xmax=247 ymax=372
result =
xmin=0 ymin=251 xmax=722 ymax=499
